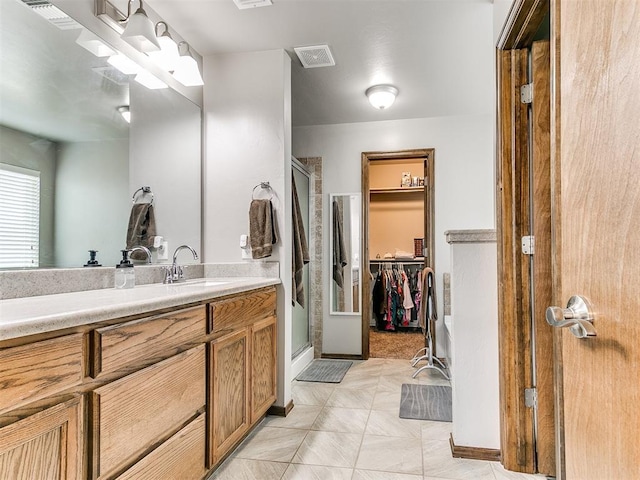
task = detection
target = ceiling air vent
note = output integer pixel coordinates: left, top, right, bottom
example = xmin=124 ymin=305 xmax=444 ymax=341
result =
xmin=294 ymin=45 xmax=335 ymax=69
xmin=232 ymin=0 xmax=273 ymax=9
xmin=21 ymin=0 xmax=81 ymax=30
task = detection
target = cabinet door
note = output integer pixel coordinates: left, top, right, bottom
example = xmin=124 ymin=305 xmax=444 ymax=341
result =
xmin=209 ymin=328 xmax=249 ymax=465
xmin=250 ymin=315 xmax=277 ymax=424
xmin=0 ymin=397 xmax=83 ymax=480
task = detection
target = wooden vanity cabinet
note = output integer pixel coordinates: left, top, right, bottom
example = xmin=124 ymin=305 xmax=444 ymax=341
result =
xmin=208 ymin=286 xmax=277 ymax=466
xmin=0 ymin=285 xmax=278 ymax=479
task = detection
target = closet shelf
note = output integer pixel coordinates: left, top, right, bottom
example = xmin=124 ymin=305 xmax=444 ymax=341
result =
xmin=369 ymin=186 xmax=424 ymax=194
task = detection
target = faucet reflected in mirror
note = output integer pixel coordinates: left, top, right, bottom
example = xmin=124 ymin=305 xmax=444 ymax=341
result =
xmin=163 ymin=245 xmax=199 ymax=283
xmin=130 ymin=246 xmax=152 ymax=263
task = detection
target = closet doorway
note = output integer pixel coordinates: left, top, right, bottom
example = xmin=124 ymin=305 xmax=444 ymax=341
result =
xmin=361 ymin=149 xmax=435 ymax=360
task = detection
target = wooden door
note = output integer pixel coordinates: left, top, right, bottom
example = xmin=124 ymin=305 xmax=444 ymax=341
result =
xmin=552 ymin=0 xmax=640 ymax=477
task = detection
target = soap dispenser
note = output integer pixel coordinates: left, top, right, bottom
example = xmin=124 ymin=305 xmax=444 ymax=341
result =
xmin=114 ymin=250 xmax=135 ymax=289
xmin=84 ymin=250 xmax=102 ymax=267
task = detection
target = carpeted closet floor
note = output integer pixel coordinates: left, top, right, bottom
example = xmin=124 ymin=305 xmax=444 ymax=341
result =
xmin=369 ymin=328 xmax=425 ymax=359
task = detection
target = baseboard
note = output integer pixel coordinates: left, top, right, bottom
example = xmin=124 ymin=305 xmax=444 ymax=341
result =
xmin=320 ymin=353 xmax=363 ymax=360
xmin=267 ymin=400 xmax=294 ymax=417
xmin=449 ymin=434 xmax=501 ymax=462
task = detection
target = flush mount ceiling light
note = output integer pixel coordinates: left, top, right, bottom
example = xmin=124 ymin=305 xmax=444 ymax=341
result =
xmin=120 ymin=0 xmax=161 ymax=53
xmin=172 ymin=42 xmax=204 ymax=87
xmin=366 ymin=84 xmax=399 ymax=110
xmin=147 ymin=21 xmax=180 ymax=71
xmin=117 ymin=106 xmax=131 ymax=123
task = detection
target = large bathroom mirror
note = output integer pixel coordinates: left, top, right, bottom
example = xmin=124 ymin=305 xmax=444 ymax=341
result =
xmin=330 ymin=193 xmax=361 ymax=314
xmin=0 ymin=0 xmax=201 ymax=269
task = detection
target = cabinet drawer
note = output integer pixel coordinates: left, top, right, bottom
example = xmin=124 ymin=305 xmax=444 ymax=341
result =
xmin=209 ymin=287 xmax=276 ymax=333
xmin=116 ymin=413 xmax=206 ymax=480
xmin=92 ymin=306 xmax=206 ymax=377
xmin=0 ymin=333 xmax=84 ymax=415
xmin=91 ymin=345 xmax=205 ymax=479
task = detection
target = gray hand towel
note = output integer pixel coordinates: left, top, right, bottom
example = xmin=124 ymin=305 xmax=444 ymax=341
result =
xmin=126 ymin=203 xmax=156 ymax=260
xmin=249 ymin=199 xmax=278 ymax=259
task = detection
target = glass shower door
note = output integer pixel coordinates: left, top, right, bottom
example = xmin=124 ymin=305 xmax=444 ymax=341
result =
xmin=292 ymin=161 xmax=311 ymax=358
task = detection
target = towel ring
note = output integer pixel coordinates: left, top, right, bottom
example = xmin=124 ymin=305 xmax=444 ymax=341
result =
xmin=132 ymin=186 xmax=154 ymax=204
xmin=252 ymin=181 xmax=274 ymax=200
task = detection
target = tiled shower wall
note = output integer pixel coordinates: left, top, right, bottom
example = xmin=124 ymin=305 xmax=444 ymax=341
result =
xmin=298 ymin=157 xmax=323 ymax=358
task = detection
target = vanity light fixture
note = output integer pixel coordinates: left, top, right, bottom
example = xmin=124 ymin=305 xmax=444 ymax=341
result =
xmin=147 ymin=21 xmax=180 ymax=72
xmin=118 ymin=106 xmax=131 ymax=123
xmin=365 ymin=84 xmax=399 ymax=110
xmin=120 ymin=0 xmax=161 ymax=53
xmin=172 ymin=42 xmax=204 ymax=87
xmin=135 ymin=70 xmax=168 ymax=89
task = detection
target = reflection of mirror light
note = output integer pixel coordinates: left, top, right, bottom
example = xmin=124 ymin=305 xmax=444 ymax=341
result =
xmin=135 ymin=70 xmax=168 ymax=89
xmin=148 ymin=21 xmax=180 ymax=72
xmin=108 ymin=53 xmax=141 ymax=75
xmin=121 ymin=0 xmax=161 ymax=53
xmin=76 ymin=30 xmax=115 ymax=57
xmin=117 ymin=106 xmax=131 ymax=123
xmin=172 ymin=42 xmax=204 ymax=86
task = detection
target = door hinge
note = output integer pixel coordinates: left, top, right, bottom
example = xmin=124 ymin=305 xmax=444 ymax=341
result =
xmin=521 ymin=235 xmax=535 ymax=255
xmin=520 ymin=83 xmax=533 ymax=104
xmin=525 ymin=388 xmax=537 ymax=408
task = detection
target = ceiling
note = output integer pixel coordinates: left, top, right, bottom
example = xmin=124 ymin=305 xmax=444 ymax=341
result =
xmin=146 ymin=0 xmax=495 ymax=127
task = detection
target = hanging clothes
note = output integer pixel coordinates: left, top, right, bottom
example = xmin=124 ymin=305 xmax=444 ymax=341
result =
xmin=370 ymin=261 xmax=423 ymax=331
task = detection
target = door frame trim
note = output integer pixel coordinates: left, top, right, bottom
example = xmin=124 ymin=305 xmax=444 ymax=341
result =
xmin=361 ymin=148 xmax=434 ymax=359
xmin=496 ymin=0 xmax=557 ymax=476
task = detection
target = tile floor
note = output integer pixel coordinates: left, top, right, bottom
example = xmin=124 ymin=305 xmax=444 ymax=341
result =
xmin=209 ymin=358 xmax=548 ymax=480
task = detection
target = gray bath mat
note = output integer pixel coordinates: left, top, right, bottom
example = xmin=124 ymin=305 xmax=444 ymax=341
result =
xmin=296 ymin=359 xmax=353 ymax=383
xmin=399 ymin=384 xmax=452 ymax=422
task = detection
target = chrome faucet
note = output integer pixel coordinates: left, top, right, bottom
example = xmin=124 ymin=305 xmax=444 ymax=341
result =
xmin=129 ymin=246 xmax=152 ymax=263
xmin=164 ymin=245 xmax=198 ymax=284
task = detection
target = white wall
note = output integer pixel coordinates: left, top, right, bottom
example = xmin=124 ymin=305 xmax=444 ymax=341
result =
xmin=203 ymin=49 xmax=293 ymax=408
xmin=450 ymin=239 xmax=500 ymax=449
xmin=294 ymin=114 xmax=495 ymax=354
xmin=55 ymin=139 xmax=129 ymax=267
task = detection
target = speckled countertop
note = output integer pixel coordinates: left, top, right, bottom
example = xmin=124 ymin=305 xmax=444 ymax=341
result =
xmin=0 ymin=277 xmax=280 ymax=341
